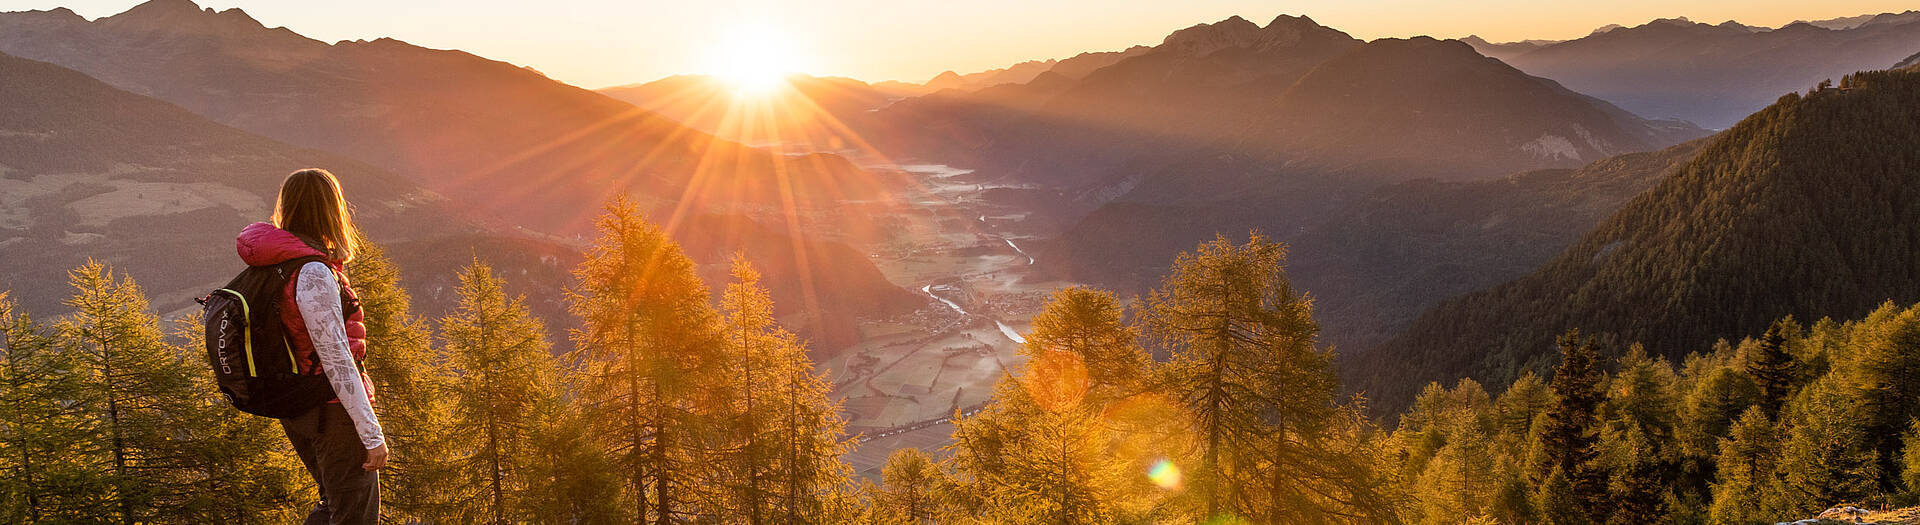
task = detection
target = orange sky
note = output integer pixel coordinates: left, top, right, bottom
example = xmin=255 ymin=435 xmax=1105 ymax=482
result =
xmin=25 ymin=0 xmax=1920 ymax=89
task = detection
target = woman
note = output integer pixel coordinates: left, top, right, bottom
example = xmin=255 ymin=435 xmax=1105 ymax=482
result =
xmin=235 ymin=168 xmax=388 ymax=524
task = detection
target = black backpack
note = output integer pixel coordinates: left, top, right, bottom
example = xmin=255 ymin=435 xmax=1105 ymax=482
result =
xmin=198 ymin=256 xmax=339 ymax=419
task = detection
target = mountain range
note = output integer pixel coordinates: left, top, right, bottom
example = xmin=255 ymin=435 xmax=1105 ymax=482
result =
xmin=0 ymin=0 xmax=898 ymax=234
xmin=0 ymin=49 xmax=552 ymax=321
xmin=1483 ymin=15 xmax=1920 ymax=128
xmin=1364 ymin=65 xmax=1920 ymax=410
xmin=0 ymin=0 xmax=920 ymax=350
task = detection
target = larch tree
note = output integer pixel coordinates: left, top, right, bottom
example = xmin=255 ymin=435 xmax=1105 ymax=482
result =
xmin=714 ymin=254 xmax=853 ymax=524
xmin=566 ymin=198 xmax=726 ymax=524
xmin=58 ymin=262 xmax=302 ymax=523
xmin=1772 ymin=378 xmax=1880 ymax=515
xmin=165 ymin=314 xmax=307 ymax=524
xmin=874 ymin=447 xmax=948 ymax=524
xmin=1142 ymin=233 xmax=1398 ymax=524
xmin=1598 ymin=346 xmax=1681 ymax=524
xmin=349 ymin=242 xmax=464 ymax=522
xmin=947 ymin=286 xmax=1159 ymax=523
xmin=58 ymin=262 xmax=200 ymax=523
xmin=1406 ymin=380 xmax=1498 ymax=524
xmin=1849 ymin=304 xmax=1920 ymax=489
xmin=440 ymin=260 xmax=566 ymax=524
xmin=0 ymin=292 xmax=104 ymax=522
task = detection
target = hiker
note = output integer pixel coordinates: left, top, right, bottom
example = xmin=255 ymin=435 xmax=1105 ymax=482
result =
xmin=237 ymin=168 xmax=387 ymax=524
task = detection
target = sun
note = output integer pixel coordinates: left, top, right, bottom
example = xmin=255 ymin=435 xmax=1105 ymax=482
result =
xmin=708 ymin=26 xmax=803 ymax=96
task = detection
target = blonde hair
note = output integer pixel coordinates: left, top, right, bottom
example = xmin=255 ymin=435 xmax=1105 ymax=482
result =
xmin=272 ymin=168 xmax=359 ymax=263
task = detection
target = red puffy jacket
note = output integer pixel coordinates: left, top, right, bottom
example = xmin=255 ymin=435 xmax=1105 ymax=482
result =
xmin=235 ymin=222 xmax=372 ymax=404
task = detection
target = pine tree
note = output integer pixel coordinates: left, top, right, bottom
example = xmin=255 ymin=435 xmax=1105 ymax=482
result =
xmin=1533 ymin=331 xmax=1609 ymax=521
xmin=1143 ymin=233 xmax=1397 ymax=524
xmin=349 ymin=242 xmax=464 ymax=522
xmin=1745 ymin=320 xmax=1797 ymax=420
xmin=440 ymin=260 xmax=566 ymax=524
xmin=0 ymin=292 xmax=105 ymax=522
xmin=566 ymin=198 xmax=726 ymax=523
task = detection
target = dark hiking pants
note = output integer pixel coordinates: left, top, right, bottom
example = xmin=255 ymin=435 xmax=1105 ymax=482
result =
xmin=282 ymin=402 xmax=380 ymax=525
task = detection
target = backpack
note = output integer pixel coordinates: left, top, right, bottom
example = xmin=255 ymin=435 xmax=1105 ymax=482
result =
xmin=198 ymin=255 xmax=338 ymax=419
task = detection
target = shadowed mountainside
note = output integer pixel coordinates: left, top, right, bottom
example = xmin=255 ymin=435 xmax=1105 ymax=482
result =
xmin=0 ymin=50 xmax=572 ymax=322
xmin=0 ymin=0 xmax=898 ymax=235
xmin=1365 ymin=66 xmax=1920 ymax=411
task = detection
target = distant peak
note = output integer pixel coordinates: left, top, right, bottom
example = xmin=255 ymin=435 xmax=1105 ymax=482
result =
xmin=1161 ymin=13 xmax=1352 ymax=56
xmin=10 ymin=6 xmax=85 ymax=22
xmin=1266 ymin=14 xmax=1321 ymax=29
xmin=925 ymin=70 xmax=963 ymax=86
xmin=121 ymin=0 xmax=206 ymax=16
xmin=1590 ymin=24 xmax=1625 ymax=35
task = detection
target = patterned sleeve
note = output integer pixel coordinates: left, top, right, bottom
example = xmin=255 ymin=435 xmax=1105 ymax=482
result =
xmin=296 ymin=262 xmax=385 ymax=450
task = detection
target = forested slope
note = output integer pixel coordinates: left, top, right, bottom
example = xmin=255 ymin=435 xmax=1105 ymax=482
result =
xmin=1367 ymin=67 xmax=1920 ymax=410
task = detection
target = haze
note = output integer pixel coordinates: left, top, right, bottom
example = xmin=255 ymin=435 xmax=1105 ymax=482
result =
xmin=19 ymin=0 xmax=1920 ymax=89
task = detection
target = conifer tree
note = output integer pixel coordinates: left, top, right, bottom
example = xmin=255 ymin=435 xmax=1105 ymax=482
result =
xmin=946 ymin=286 xmax=1159 ymax=523
xmin=1851 ymin=305 xmax=1920 ymax=489
xmin=440 ymin=260 xmax=566 ymax=524
xmin=522 ymin=397 xmax=624 ymax=524
xmin=350 ymin=242 xmax=464 ymax=521
xmin=567 ymin=198 xmax=726 ymax=524
xmin=165 ymin=314 xmax=307 ymax=524
xmin=1023 ymin=287 xmax=1150 ymax=405
xmin=1599 ymin=346 xmax=1680 ymax=524
xmin=1533 ymin=331 xmax=1608 ymax=521
xmin=1494 ymin=373 xmax=1552 ymax=450
xmin=0 ymin=292 xmax=104 ymax=522
xmin=56 ymin=262 xmax=307 ymax=523
xmin=1745 ymin=320 xmax=1798 ymax=420
xmin=1708 ymin=406 xmax=1784 ymax=523
xmin=1534 ymin=467 xmax=1583 ymax=525
xmin=875 ymin=448 xmax=946 ymax=524
xmin=1901 ymin=421 xmax=1920 ymax=504
xmin=1412 ymin=382 xmax=1497 ymax=523
xmin=1142 ymin=234 xmax=1397 ymax=523
xmin=1773 ymin=378 xmax=1879 ymax=514
xmin=59 ymin=262 xmax=205 ymax=523
xmin=715 ymin=255 xmax=853 ymax=524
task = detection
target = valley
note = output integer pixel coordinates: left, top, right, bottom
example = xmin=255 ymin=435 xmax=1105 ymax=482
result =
xmin=817 ymin=160 xmax=1076 ymax=478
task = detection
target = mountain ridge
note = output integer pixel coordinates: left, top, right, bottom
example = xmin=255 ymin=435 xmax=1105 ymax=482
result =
xmin=1363 ymin=66 xmax=1920 ymax=411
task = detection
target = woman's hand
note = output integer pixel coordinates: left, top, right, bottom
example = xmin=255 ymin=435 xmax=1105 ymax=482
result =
xmin=363 ymin=443 xmax=389 ymax=471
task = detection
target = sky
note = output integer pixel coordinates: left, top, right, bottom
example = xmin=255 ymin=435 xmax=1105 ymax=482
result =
xmin=18 ymin=0 xmax=1920 ymax=89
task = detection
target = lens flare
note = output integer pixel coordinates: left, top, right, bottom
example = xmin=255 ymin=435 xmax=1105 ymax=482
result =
xmin=1149 ymin=458 xmax=1182 ymax=489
